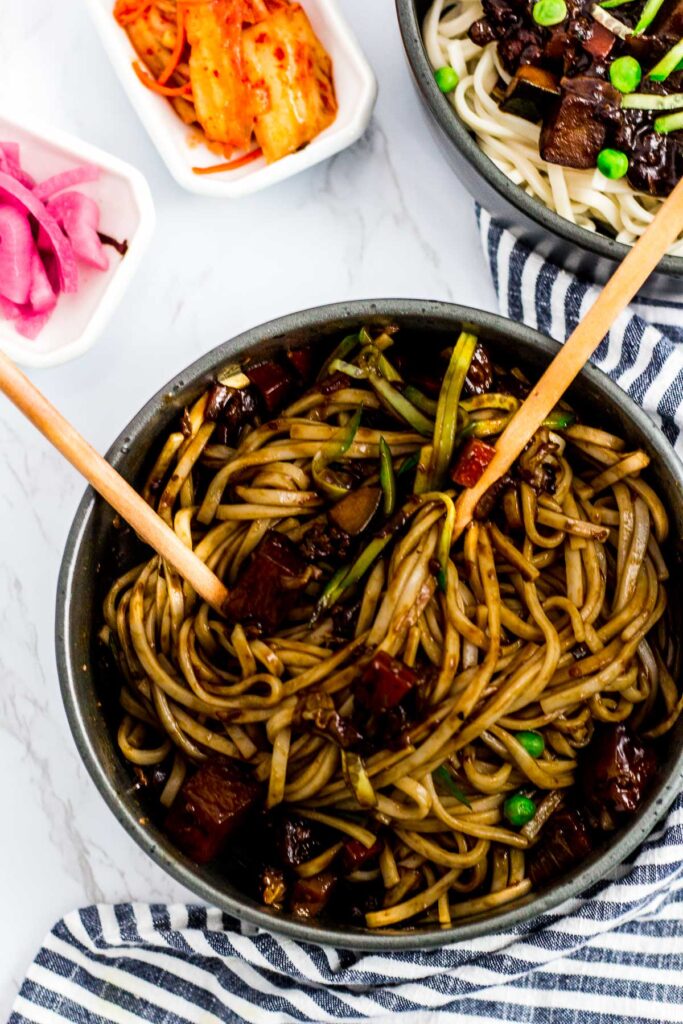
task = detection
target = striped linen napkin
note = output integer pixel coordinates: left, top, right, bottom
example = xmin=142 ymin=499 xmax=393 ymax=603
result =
xmin=10 ymin=212 xmax=683 ymax=1024
xmin=477 ymin=207 xmax=683 ymax=456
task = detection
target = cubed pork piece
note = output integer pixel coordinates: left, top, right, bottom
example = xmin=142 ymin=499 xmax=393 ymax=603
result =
xmin=165 ymin=757 xmax=262 ymax=864
xmin=540 ymin=77 xmax=619 ymax=169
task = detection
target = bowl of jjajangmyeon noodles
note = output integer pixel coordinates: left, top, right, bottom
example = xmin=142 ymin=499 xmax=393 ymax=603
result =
xmin=397 ymin=0 xmax=683 ymax=295
xmin=56 ymin=299 xmax=683 ymax=949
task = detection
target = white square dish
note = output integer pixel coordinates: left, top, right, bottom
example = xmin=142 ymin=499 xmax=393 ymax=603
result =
xmin=0 ymin=112 xmax=155 ymax=369
xmin=85 ymin=0 xmax=378 ymax=197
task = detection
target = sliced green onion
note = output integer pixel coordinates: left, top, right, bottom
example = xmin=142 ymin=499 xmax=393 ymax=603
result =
xmin=313 ymin=565 xmax=350 ymax=621
xmin=369 ymin=373 xmax=434 ymax=436
xmin=328 ymin=358 xmax=367 ymax=380
xmin=436 ymin=494 xmax=455 ymax=591
xmin=543 ymin=409 xmax=576 ymax=430
xmin=460 ymin=414 xmax=511 ymax=439
xmin=403 ymin=384 xmax=438 ymax=416
xmin=460 ymin=393 xmax=519 ymax=413
xmin=655 ymin=109 xmax=683 ymax=132
xmin=600 ymin=0 xmax=636 ymax=8
xmin=312 ymin=532 xmax=393 ymax=620
xmin=597 ymin=148 xmax=629 ymax=179
xmin=376 ymin=352 xmax=403 ymax=383
xmin=414 ymin=444 xmax=432 ymax=495
xmin=633 ymin=0 xmax=666 ymax=34
xmin=396 ymin=451 xmax=420 ymax=479
xmin=649 ymin=38 xmax=683 ymax=81
xmin=417 ymin=491 xmax=455 ymax=591
xmin=433 ymin=765 xmax=472 ymax=807
xmin=622 ymin=91 xmax=683 ymax=110
xmin=429 ymin=331 xmax=478 ymax=489
xmin=379 ymin=436 xmax=396 ymax=516
xmin=532 ymin=0 xmax=567 ymax=25
xmin=591 ymin=4 xmax=632 ymax=37
xmin=311 ymin=408 xmax=361 ymax=499
xmin=434 ymin=66 xmax=459 ymax=93
xmin=374 ymin=330 xmax=397 ymax=351
xmin=609 ymin=55 xmax=642 ymax=93
xmin=317 ymin=333 xmax=359 ymax=381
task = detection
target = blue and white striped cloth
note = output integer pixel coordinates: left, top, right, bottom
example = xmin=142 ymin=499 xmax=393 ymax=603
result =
xmin=477 ymin=208 xmax=683 ymax=457
xmin=10 ymin=213 xmax=683 ymax=1024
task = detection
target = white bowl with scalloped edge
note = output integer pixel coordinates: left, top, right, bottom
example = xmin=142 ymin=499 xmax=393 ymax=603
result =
xmin=84 ymin=0 xmax=377 ymax=198
xmin=0 ymin=111 xmax=155 ymax=369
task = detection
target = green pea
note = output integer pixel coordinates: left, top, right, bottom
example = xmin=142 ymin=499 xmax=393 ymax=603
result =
xmin=609 ymin=56 xmax=642 ymax=94
xmin=597 ymin=148 xmax=629 ymax=179
xmin=532 ymin=0 xmax=567 ymax=26
xmin=515 ymin=730 xmax=545 ymax=757
xmin=504 ymin=793 xmax=537 ymax=827
xmin=434 ymin=66 xmax=459 ymax=93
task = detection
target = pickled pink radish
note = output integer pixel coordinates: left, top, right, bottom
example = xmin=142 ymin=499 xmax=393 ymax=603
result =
xmin=0 ymin=294 xmax=20 ymax=320
xmin=28 ymin=249 xmax=57 ymax=314
xmin=48 ymin=192 xmax=109 ymax=271
xmin=0 ymin=206 xmax=34 ymax=305
xmin=0 ymin=143 xmax=20 ymax=165
xmin=0 ymin=162 xmax=35 ymax=190
xmin=0 ymin=146 xmax=35 ymax=189
xmin=34 ymin=165 xmax=100 ymax=201
xmin=0 ymin=170 xmax=78 ymax=293
xmin=0 ymin=145 xmax=122 ymax=341
xmin=16 ymin=307 xmax=53 ymax=340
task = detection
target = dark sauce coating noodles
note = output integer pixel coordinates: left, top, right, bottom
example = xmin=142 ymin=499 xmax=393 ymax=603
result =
xmin=100 ymin=327 xmax=679 ymax=929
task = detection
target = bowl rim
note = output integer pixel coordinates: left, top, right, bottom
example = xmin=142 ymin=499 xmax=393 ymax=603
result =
xmin=56 ymin=298 xmax=683 ymax=951
xmin=394 ymin=0 xmax=683 ymax=278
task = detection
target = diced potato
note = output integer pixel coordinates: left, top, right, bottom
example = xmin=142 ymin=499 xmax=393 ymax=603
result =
xmin=185 ymin=0 xmax=255 ymax=152
xmin=242 ymin=4 xmax=337 ymax=163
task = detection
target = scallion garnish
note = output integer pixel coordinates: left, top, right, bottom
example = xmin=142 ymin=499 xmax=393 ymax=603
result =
xmin=649 ymin=38 xmax=683 ymax=82
xmin=368 ymin=373 xmax=435 ymax=436
xmin=311 ymin=407 xmax=362 ymax=499
xmin=543 ymin=409 xmax=576 ymax=430
xmin=434 ymin=765 xmax=472 ymax=807
xmin=378 ymin=436 xmax=396 ymax=515
xmin=633 ymin=0 xmax=666 ymax=35
xmin=622 ymin=91 xmax=683 ymax=110
xmin=654 ymin=109 xmax=683 ymax=133
xmin=591 ymin=5 xmax=632 ymax=38
xmin=403 ymin=384 xmax=438 ymax=416
xmin=311 ymin=531 xmax=393 ymax=620
xmin=317 ymin=333 xmax=359 ymax=381
xmin=396 ymin=451 xmax=420 ymax=478
xmin=428 ymin=330 xmax=478 ymax=489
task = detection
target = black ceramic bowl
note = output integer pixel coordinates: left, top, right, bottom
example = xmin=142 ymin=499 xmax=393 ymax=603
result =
xmin=56 ymin=299 xmax=683 ymax=951
xmin=396 ymin=0 xmax=683 ymax=297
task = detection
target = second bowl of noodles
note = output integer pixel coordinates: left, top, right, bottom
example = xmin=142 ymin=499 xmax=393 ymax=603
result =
xmin=397 ymin=0 xmax=683 ymax=295
xmin=57 ymin=299 xmax=683 ymax=948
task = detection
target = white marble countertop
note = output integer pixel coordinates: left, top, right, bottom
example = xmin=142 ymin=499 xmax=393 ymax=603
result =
xmin=0 ymin=0 xmax=495 ymax=1012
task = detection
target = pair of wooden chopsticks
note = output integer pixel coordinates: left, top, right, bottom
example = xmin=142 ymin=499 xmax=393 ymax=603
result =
xmin=3 ymin=177 xmax=683 ymax=610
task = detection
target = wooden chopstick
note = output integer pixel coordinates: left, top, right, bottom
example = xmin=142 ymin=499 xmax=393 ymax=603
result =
xmin=0 ymin=350 xmax=229 ymax=614
xmin=452 ymin=175 xmax=683 ymax=540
